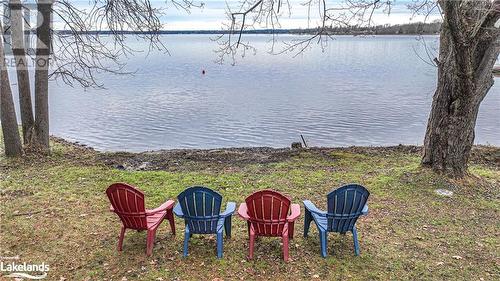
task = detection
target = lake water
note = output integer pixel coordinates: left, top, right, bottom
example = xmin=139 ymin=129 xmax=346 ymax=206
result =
xmin=32 ymin=35 xmax=500 ymax=151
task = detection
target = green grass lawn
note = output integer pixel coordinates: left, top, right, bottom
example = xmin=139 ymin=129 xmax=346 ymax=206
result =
xmin=1 ymin=139 xmax=499 ymax=280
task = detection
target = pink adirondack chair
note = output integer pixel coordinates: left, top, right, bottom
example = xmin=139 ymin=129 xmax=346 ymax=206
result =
xmin=106 ymin=183 xmax=176 ymax=256
xmin=238 ymin=190 xmax=300 ymax=261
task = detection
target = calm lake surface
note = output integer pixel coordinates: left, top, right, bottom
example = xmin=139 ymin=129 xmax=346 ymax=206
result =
xmin=33 ymin=35 xmax=500 ymax=151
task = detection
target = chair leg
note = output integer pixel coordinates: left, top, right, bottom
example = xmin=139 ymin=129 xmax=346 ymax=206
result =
xmin=282 ymin=233 xmax=290 ymax=262
xmin=183 ymin=228 xmax=190 ymax=257
xmin=247 ymin=221 xmax=251 ymax=237
xmin=216 ymin=232 xmax=224 ymax=259
xmin=185 ymin=221 xmax=192 ymax=238
xmin=146 ymin=229 xmax=156 ymax=256
xmin=319 ymin=231 xmax=328 ymax=258
xmin=248 ymin=232 xmax=255 ymax=260
xmin=304 ymin=209 xmax=312 ymax=237
xmin=352 ymin=226 xmax=360 ymax=256
xmin=224 ymin=216 xmax=232 ymax=238
xmin=167 ymin=210 xmax=176 ymax=235
xmin=118 ymin=227 xmax=126 ymax=251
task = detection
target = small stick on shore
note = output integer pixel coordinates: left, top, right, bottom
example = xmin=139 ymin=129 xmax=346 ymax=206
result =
xmin=12 ymin=210 xmax=43 ymax=217
xmin=300 ymin=134 xmax=308 ymax=148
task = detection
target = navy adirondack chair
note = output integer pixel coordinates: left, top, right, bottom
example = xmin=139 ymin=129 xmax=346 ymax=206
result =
xmin=303 ymin=184 xmax=369 ymax=257
xmin=173 ymin=186 xmax=236 ymax=258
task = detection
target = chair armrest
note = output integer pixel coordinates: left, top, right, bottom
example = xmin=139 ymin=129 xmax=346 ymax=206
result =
xmin=146 ymin=200 xmax=175 ymax=215
xmin=287 ymin=203 xmax=301 ymax=222
xmin=237 ymin=203 xmax=251 ymax=221
xmin=303 ymin=200 xmax=327 ymax=216
xmin=220 ymin=202 xmax=236 ymax=218
xmin=173 ymin=202 xmax=184 ymax=218
xmin=361 ymin=204 xmax=369 ymax=215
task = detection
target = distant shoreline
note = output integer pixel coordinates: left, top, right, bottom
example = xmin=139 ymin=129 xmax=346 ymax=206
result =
xmin=55 ymin=22 xmax=442 ymax=36
xmin=56 ymin=29 xmax=440 ymax=36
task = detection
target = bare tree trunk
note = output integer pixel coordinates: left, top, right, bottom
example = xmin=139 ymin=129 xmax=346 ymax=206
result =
xmin=33 ymin=0 xmax=53 ymax=153
xmin=422 ymin=0 xmax=499 ymax=177
xmin=10 ymin=0 xmax=34 ymax=146
xmin=0 ymin=22 xmax=22 ymax=157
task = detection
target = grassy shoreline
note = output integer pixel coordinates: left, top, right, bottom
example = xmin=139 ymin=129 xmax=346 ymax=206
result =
xmin=1 ymin=137 xmax=499 ymax=280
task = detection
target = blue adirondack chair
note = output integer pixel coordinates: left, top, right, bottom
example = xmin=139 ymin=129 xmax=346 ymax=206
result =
xmin=303 ymin=184 xmax=369 ymax=257
xmin=173 ymin=186 xmax=236 ymax=258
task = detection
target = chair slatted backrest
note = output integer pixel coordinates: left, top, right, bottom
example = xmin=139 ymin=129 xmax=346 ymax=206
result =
xmin=106 ymin=183 xmax=148 ymax=230
xmin=177 ymin=186 xmax=222 ymax=234
xmin=245 ymin=190 xmax=291 ymax=237
xmin=327 ymin=184 xmax=370 ymax=233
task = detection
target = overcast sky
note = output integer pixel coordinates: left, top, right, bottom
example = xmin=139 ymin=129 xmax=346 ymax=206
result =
xmin=162 ymin=0 xmax=441 ymax=30
xmin=58 ymin=0 xmax=442 ymax=30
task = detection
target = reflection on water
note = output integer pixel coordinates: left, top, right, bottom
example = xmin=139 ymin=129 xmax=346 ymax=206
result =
xmin=21 ymin=35 xmax=499 ymax=152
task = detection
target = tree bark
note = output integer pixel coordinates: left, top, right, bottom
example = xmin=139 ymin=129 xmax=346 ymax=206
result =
xmin=10 ymin=0 xmax=35 ymax=146
xmin=422 ymin=0 xmax=500 ymax=177
xmin=33 ymin=0 xmax=53 ymax=153
xmin=0 ymin=22 xmax=23 ymax=157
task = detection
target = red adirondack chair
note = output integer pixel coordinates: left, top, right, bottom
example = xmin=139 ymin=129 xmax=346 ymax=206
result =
xmin=238 ymin=190 xmax=300 ymax=261
xmin=106 ymin=183 xmax=176 ymax=256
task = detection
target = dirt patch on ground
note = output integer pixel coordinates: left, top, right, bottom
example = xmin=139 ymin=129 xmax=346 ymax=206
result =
xmin=98 ymin=147 xmax=302 ymax=171
xmin=97 ymin=145 xmax=426 ymax=171
xmin=95 ymin=144 xmax=499 ymax=172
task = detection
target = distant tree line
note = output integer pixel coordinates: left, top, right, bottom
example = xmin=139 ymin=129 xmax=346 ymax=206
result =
xmin=290 ymin=21 xmax=442 ymax=35
xmin=57 ymin=22 xmax=442 ymax=35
